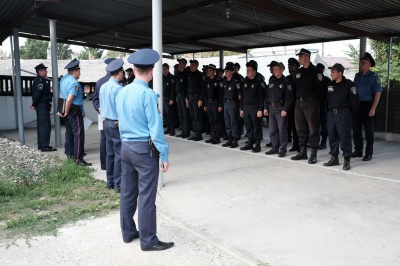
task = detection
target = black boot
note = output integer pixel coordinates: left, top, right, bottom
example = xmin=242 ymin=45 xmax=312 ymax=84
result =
xmin=291 ymin=147 xmax=308 ymax=160
xmin=343 ymin=157 xmax=351 ymax=170
xmin=193 ymin=131 xmax=203 ymax=141
xmin=252 ymin=140 xmax=261 ymax=153
xmin=205 ymin=133 xmax=214 ymax=143
xmin=240 ymin=141 xmax=253 ymax=151
xmin=211 ymin=134 xmax=220 ymax=144
xmin=187 ymin=133 xmax=196 ymax=140
xmin=323 ymin=156 xmax=339 ymax=167
xmin=222 ymin=136 xmax=233 ymax=147
xmin=308 ymin=147 xmax=318 ymax=164
xmin=319 ymin=138 xmax=327 ymax=149
xmin=229 ymin=137 xmax=238 ymax=148
xmin=289 ymin=145 xmax=300 ymax=152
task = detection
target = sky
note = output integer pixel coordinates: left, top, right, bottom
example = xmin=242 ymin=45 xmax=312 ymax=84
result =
xmin=0 ymin=37 xmax=362 ymax=58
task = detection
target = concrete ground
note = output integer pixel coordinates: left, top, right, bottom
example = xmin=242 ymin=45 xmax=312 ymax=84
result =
xmin=1 ymin=124 xmax=400 ymax=266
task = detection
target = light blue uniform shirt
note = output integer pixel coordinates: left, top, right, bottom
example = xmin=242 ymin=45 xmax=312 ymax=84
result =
xmin=99 ymin=77 xmax=121 ymax=120
xmin=60 ymin=75 xmax=85 ymax=113
xmin=116 ymin=79 xmax=169 ymax=162
xmin=354 ymin=70 xmax=382 ymax=102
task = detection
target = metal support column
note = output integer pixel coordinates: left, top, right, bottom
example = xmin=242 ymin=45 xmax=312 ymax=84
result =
xmin=12 ymin=28 xmax=25 ymax=144
xmin=360 ymin=37 xmax=367 ymax=56
xmin=10 ymin=35 xmax=18 ymax=129
xmin=152 ymin=0 xmax=164 ymax=189
xmin=219 ymin=50 xmax=224 ymax=68
xmin=246 ymin=50 xmax=249 ymax=62
xmin=49 ymin=19 xmax=61 ymax=147
xmin=385 ymin=37 xmax=392 ymax=132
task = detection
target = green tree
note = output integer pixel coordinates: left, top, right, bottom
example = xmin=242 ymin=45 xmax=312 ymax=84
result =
xmin=370 ymin=37 xmax=400 ymax=87
xmin=343 ymin=43 xmax=359 ymax=67
xmin=57 ymin=43 xmax=73 ymax=59
xmin=20 ymin=39 xmax=49 ymax=59
xmin=78 ymin=47 xmax=104 ymax=59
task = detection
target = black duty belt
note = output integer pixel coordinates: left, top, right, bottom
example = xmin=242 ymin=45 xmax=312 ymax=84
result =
xmin=297 ymin=96 xmax=317 ymax=101
xmin=269 ymin=102 xmax=283 ymax=107
xmin=224 ymin=99 xmax=234 ymax=103
xmin=328 ymin=108 xmax=349 ymax=114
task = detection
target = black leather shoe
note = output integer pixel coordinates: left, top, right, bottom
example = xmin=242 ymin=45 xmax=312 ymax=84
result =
xmin=265 ymin=149 xmax=278 ymax=155
xmin=180 ymin=134 xmax=189 ymax=139
xmin=41 ymin=146 xmax=57 ymax=152
xmin=362 ymin=155 xmax=372 ymax=161
xmin=141 ymin=241 xmax=174 ymax=251
xmin=318 ymin=144 xmax=326 ymax=150
xmin=265 ymin=142 xmax=272 ymax=147
xmin=278 ymin=150 xmax=286 ymax=157
xmin=77 ymin=160 xmax=92 ymax=166
xmin=101 ymin=165 xmax=106 ymax=170
xmin=323 ymin=157 xmax=339 ymax=167
xmin=240 ymin=143 xmax=253 ymax=151
xmin=164 ymin=129 xmax=171 ymax=134
xmin=308 ymin=155 xmax=317 ymax=164
xmin=187 ymin=134 xmax=196 ymax=140
xmin=124 ymin=232 xmax=140 ymax=243
xmin=170 ymin=131 xmax=175 ymax=136
xmin=291 ymin=152 xmax=308 ymax=160
xmin=175 ymin=133 xmax=183 ymax=137
xmin=350 ymin=151 xmax=363 ymax=158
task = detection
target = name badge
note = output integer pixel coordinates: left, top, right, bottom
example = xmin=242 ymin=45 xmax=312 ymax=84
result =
xmin=328 ymin=86 xmax=334 ymax=92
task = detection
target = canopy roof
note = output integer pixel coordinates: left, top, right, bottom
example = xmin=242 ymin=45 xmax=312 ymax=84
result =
xmin=1 ymin=0 xmax=400 ymax=55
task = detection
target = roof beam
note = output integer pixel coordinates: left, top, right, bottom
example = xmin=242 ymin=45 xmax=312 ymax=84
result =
xmin=236 ymin=0 xmax=390 ymax=43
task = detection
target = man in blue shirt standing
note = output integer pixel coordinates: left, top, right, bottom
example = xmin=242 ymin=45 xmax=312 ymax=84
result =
xmin=100 ymin=59 xmax=124 ymax=192
xmin=351 ymin=52 xmax=382 ymax=161
xmin=58 ymin=59 xmax=91 ymax=166
xmin=116 ymin=49 xmax=173 ymax=251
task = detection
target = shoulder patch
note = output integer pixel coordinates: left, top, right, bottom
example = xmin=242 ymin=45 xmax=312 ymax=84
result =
xmin=287 ymin=85 xmax=292 ymax=91
xmin=75 ymin=86 xmax=79 ymax=91
xmin=296 ymin=73 xmax=301 ymax=79
xmin=171 ymin=79 xmax=175 ymax=84
xmin=38 ymin=84 xmax=43 ymax=90
xmin=236 ymin=83 xmax=241 ymax=89
xmin=351 ymin=86 xmax=357 ymax=95
xmin=219 ymin=82 xmax=223 ymax=88
xmin=376 ymin=78 xmax=381 ymax=85
xmin=317 ymin=73 xmax=323 ymax=81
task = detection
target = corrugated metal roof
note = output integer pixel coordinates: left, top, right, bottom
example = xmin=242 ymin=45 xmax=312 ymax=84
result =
xmin=1 ymin=0 xmax=399 ymax=55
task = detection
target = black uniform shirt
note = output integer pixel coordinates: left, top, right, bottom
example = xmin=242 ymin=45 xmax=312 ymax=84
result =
xmin=265 ymin=75 xmax=294 ymax=112
xmin=221 ymin=77 xmax=241 ymax=103
xmin=187 ymin=70 xmax=204 ymax=96
xmin=327 ymin=76 xmax=360 ymax=113
xmin=32 ymin=75 xmax=52 ymax=107
xmin=204 ymin=76 xmax=223 ymax=107
xmin=242 ymin=73 xmax=266 ymax=111
xmin=295 ymin=63 xmax=326 ymax=101
xmin=163 ymin=72 xmax=176 ymax=100
xmin=175 ymin=69 xmax=189 ymax=96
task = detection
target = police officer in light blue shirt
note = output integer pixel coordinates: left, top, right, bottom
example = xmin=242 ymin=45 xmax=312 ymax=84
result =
xmin=99 ymin=58 xmax=124 ymax=192
xmin=58 ymin=58 xmax=91 ymax=166
xmin=351 ymin=52 xmax=382 ymax=161
xmin=116 ymin=49 xmax=173 ymax=251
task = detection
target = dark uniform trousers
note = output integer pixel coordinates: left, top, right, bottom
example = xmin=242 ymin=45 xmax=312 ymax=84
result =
xmin=327 ymin=110 xmax=352 ymax=158
xmin=100 ymin=129 xmax=106 ymax=169
xmin=120 ymin=141 xmax=159 ymax=249
xmin=64 ymin=109 xmax=85 ymax=161
xmin=104 ymin=119 xmax=121 ymax=189
xmin=207 ymin=100 xmax=221 ymax=136
xmin=353 ymin=101 xmax=375 ymax=155
xmin=320 ymin=102 xmax=328 ymax=142
xmin=36 ymin=102 xmax=51 ymax=148
xmin=224 ymin=101 xmax=240 ymax=138
xmin=243 ymin=104 xmax=263 ymax=142
xmin=176 ymin=93 xmax=190 ymax=135
xmin=188 ymin=95 xmax=203 ymax=133
xmin=295 ymin=97 xmax=320 ymax=148
xmin=163 ymin=98 xmax=176 ymax=132
xmin=287 ymin=104 xmax=299 ymax=145
xmin=269 ymin=105 xmax=288 ymax=151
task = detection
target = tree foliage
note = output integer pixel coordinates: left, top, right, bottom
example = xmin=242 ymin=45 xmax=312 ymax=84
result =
xmin=20 ymin=39 xmax=49 ymax=59
xmin=78 ymin=47 xmax=104 ymax=59
xmin=57 ymin=43 xmax=73 ymax=60
xmin=105 ymin=50 xmax=125 ymax=59
xmin=370 ymin=37 xmax=400 ymax=88
xmin=343 ymin=43 xmax=359 ymax=67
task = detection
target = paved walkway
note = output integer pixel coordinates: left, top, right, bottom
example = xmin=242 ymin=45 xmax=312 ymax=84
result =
xmin=1 ymin=125 xmax=400 ymax=266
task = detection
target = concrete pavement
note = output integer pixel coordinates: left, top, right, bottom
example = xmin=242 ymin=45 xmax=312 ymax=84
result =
xmin=1 ymin=124 xmax=400 ymax=266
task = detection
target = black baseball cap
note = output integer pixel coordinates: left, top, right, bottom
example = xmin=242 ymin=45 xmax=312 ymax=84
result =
xmin=328 ymin=63 xmax=345 ymax=73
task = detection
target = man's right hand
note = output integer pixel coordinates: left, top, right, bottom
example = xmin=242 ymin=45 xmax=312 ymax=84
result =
xmin=161 ymin=162 xmax=169 ymax=173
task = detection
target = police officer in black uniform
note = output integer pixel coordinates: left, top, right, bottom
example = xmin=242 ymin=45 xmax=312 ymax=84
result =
xmin=162 ymin=63 xmax=176 ymax=136
xmin=125 ymin=67 xmax=134 ymax=85
xmin=287 ymin=58 xmax=300 ymax=152
xmin=221 ymin=62 xmax=241 ymax=148
xmin=291 ymin=48 xmax=326 ymax=164
xmin=240 ymin=60 xmax=266 ymax=153
xmin=316 ymin=63 xmax=331 ymax=150
xmin=323 ymin=63 xmax=359 ymax=170
xmin=93 ymin=58 xmax=115 ymax=170
xmin=31 ymin=63 xmax=56 ymax=152
xmin=175 ymin=58 xmax=191 ymax=138
xmin=203 ymin=64 xmax=223 ymax=144
xmin=186 ymin=59 xmax=205 ymax=141
xmin=264 ymin=62 xmax=294 ymax=158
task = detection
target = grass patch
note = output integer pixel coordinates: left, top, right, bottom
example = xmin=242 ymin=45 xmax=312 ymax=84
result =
xmin=0 ymin=158 xmax=120 ymax=242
